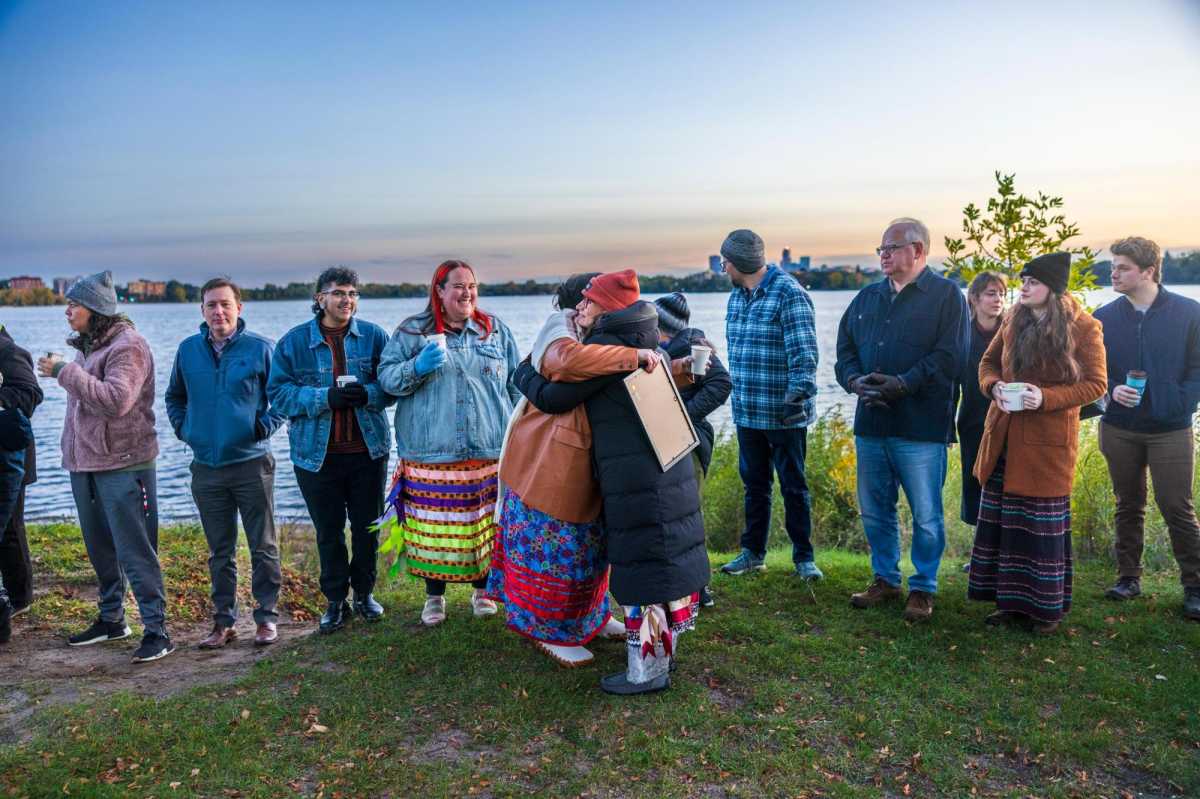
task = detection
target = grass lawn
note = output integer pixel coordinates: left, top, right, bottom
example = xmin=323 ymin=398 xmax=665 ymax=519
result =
xmin=1 ymin=529 xmax=1197 ymax=798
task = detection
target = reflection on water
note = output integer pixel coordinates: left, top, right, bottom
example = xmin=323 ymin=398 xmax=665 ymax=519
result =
xmin=4 ymin=285 xmax=1144 ymax=520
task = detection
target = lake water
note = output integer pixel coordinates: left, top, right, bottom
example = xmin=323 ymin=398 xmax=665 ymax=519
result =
xmin=5 ymin=284 xmax=1165 ymax=521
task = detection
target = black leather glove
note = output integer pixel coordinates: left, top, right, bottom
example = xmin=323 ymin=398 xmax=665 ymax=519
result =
xmin=0 ymin=408 xmax=32 ymax=452
xmin=849 ymin=375 xmax=887 ymax=408
xmin=862 ymin=372 xmax=908 ymax=401
xmin=780 ymin=390 xmax=811 ymax=426
xmin=328 ymin=383 xmax=368 ymax=410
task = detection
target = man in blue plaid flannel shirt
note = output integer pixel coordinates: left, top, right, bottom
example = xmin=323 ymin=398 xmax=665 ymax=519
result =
xmin=718 ymin=229 xmax=822 ymax=581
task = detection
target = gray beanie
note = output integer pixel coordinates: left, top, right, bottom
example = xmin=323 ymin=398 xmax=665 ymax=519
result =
xmin=65 ymin=271 xmax=119 ymax=317
xmin=720 ymin=229 xmax=766 ymax=274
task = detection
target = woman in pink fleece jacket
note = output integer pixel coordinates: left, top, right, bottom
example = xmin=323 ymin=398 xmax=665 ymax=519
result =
xmin=37 ymin=271 xmax=174 ymax=663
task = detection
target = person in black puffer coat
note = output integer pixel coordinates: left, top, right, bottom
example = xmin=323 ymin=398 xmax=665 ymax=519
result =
xmin=515 ymin=270 xmax=707 ymax=696
xmin=654 ymin=292 xmax=731 ymax=609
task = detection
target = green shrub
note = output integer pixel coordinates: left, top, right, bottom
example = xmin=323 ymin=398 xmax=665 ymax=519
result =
xmin=700 ymin=413 xmax=1195 ymax=569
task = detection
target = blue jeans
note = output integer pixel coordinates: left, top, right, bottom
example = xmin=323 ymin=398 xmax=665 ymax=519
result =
xmin=855 ymin=436 xmax=947 ymax=594
xmin=737 ymin=426 xmax=813 ymax=563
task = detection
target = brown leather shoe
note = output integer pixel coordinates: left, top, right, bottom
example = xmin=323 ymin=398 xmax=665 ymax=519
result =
xmin=849 ymin=577 xmax=902 ymax=608
xmin=197 ymin=625 xmax=237 ymax=649
xmin=902 ymin=590 xmax=934 ymax=622
xmin=254 ymin=622 xmax=278 ymax=646
xmin=1031 ymin=619 xmax=1059 ymax=635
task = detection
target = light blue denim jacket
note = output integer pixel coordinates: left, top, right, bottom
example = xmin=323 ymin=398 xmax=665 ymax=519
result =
xmin=377 ymin=313 xmax=522 ymax=464
xmin=266 ymin=316 xmax=396 ymax=472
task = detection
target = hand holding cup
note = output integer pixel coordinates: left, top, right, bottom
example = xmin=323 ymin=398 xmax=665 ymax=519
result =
xmin=37 ymin=352 xmax=64 ymax=378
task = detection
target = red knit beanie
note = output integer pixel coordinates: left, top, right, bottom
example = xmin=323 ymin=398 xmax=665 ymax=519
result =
xmin=582 ymin=269 xmax=640 ymax=312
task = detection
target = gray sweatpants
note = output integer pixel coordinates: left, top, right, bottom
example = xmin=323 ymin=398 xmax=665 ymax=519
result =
xmin=190 ymin=454 xmax=281 ymax=626
xmin=71 ymin=468 xmax=167 ymax=636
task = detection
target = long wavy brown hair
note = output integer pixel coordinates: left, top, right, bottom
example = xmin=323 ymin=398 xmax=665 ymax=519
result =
xmin=1006 ymin=292 xmax=1081 ymax=383
xmin=68 ymin=311 xmax=133 ymax=355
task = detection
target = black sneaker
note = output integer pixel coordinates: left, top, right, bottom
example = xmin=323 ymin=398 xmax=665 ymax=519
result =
xmin=1184 ymin=588 xmax=1200 ymax=621
xmin=0 ymin=597 xmax=11 ymax=645
xmin=600 ymin=670 xmax=670 ymax=696
xmin=699 ymin=586 xmax=715 ymax=609
xmin=67 ymin=618 xmax=132 ymax=646
xmin=1105 ymin=576 xmax=1141 ymax=601
xmin=132 ymin=632 xmax=175 ymax=663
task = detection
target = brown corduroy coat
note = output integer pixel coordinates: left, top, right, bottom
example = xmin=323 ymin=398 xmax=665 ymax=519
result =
xmin=973 ymin=298 xmax=1107 ymax=498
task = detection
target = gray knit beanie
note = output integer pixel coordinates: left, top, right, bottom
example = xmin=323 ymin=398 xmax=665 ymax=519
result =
xmin=654 ymin=292 xmax=690 ymax=336
xmin=720 ymin=229 xmax=766 ymax=274
xmin=66 ymin=271 xmax=119 ymax=316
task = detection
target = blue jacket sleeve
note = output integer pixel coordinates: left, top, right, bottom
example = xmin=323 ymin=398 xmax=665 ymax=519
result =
xmin=377 ymin=328 xmax=428 ymax=398
xmin=835 ymin=297 xmax=865 ymax=392
xmin=504 ymin=325 xmax=523 ymax=407
xmin=164 ymin=348 xmax=188 ymax=439
xmin=781 ymin=287 xmax=819 ymax=399
xmin=266 ymin=335 xmax=330 ymax=419
xmin=364 ymin=328 xmax=398 ymax=412
xmin=256 ymin=344 xmax=287 ymax=438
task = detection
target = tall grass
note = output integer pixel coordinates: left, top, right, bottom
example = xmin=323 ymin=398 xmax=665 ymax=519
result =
xmin=702 ymin=412 xmax=1193 ymax=567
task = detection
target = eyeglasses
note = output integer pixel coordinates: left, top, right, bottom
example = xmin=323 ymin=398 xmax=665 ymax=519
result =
xmin=323 ymin=290 xmax=360 ymax=300
xmin=720 ymin=259 xmax=734 ymax=272
xmin=875 ymin=243 xmax=914 ymax=257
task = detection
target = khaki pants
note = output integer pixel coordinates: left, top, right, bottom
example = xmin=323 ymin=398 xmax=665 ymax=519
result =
xmin=1098 ymin=421 xmax=1200 ymax=587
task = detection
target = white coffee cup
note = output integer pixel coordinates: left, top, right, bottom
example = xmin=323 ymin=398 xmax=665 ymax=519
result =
xmin=690 ymin=344 xmax=711 ymax=376
xmin=336 ymin=374 xmax=358 ymax=388
xmin=428 ymin=333 xmax=447 ymax=352
xmin=1001 ymin=382 xmax=1026 ymax=412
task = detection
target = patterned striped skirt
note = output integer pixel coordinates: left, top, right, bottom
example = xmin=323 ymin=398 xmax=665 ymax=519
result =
xmin=381 ymin=459 xmax=498 ymax=583
xmin=968 ymin=459 xmax=1073 ymax=623
xmin=486 ymin=489 xmax=610 ymax=645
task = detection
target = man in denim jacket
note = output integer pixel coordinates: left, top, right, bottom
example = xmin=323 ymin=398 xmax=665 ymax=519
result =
xmin=166 ymin=277 xmax=286 ymax=648
xmin=267 ymin=267 xmax=396 ymax=634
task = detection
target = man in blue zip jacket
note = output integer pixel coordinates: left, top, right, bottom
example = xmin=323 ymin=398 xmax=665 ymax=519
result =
xmin=1094 ymin=237 xmax=1200 ymax=621
xmin=166 ymin=278 xmax=286 ymax=648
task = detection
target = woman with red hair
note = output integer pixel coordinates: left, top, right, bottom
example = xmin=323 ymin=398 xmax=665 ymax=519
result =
xmin=377 ymin=260 xmax=522 ymax=625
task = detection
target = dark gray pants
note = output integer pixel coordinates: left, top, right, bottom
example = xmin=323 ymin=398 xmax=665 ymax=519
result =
xmin=190 ymin=454 xmax=281 ymax=626
xmin=71 ymin=468 xmax=166 ymax=636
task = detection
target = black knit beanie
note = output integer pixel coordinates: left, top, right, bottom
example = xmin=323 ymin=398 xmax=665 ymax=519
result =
xmin=654 ymin=292 xmax=690 ymax=336
xmin=1019 ymin=252 xmax=1071 ymax=295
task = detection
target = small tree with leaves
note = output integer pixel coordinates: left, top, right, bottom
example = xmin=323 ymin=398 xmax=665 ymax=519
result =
xmin=944 ymin=171 xmax=1099 ymax=305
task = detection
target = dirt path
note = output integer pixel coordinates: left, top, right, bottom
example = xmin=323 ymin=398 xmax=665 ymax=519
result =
xmin=0 ymin=586 xmax=316 ymax=744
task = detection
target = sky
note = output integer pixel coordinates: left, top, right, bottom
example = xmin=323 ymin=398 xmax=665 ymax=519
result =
xmin=2 ymin=0 xmax=1198 ymax=286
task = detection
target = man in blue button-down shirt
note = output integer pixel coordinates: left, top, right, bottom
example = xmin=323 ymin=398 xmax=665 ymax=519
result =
xmin=835 ymin=218 xmax=968 ymax=622
xmin=717 ymin=229 xmax=822 ymax=581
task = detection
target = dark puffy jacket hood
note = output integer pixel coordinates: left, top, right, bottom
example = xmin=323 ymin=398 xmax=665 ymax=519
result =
xmin=587 ymin=301 xmax=659 ymax=348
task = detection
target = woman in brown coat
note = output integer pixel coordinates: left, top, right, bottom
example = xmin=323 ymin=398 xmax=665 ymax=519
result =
xmin=967 ymin=253 xmax=1107 ymax=633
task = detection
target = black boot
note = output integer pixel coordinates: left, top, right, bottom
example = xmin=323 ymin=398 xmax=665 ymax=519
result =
xmin=1184 ymin=587 xmax=1200 ymax=621
xmin=1105 ymin=576 xmax=1141 ymax=601
xmin=353 ymin=593 xmax=384 ymax=622
xmin=0 ymin=582 xmax=12 ymax=645
xmin=319 ymin=600 xmax=351 ymax=634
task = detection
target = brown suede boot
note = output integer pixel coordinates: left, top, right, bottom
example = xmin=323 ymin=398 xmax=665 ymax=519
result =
xmin=849 ymin=577 xmax=902 ymax=608
xmin=902 ymin=590 xmax=934 ymax=622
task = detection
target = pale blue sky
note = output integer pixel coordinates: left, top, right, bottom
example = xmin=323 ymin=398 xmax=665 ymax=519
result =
xmin=2 ymin=0 xmax=1198 ymax=285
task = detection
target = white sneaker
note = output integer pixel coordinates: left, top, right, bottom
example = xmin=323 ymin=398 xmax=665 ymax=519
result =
xmin=471 ymin=589 xmax=497 ymax=617
xmin=600 ymin=616 xmax=627 ymax=640
xmin=421 ymin=595 xmax=447 ymax=626
xmin=535 ymin=641 xmax=594 ymax=668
